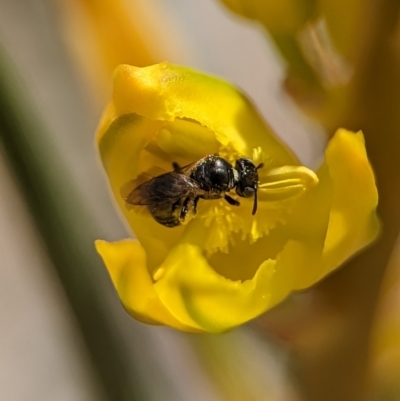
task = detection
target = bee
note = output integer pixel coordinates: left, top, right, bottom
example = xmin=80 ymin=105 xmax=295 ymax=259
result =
xmin=124 ymin=155 xmax=263 ymax=227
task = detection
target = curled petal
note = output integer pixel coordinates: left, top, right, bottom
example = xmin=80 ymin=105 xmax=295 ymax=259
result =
xmin=153 ymin=243 xmax=276 ymax=333
xmin=320 ymin=129 xmax=380 ymax=277
xmin=104 ymin=63 xmax=297 ymax=163
xmin=95 ymin=239 xmax=202 ymax=332
xmin=153 ymin=239 xmax=322 ymax=333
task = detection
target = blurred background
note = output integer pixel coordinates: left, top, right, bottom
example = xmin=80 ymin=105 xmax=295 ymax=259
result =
xmin=1 ymin=0 xmax=399 ymax=400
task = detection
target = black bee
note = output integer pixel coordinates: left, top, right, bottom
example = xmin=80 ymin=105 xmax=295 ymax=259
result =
xmin=124 ymin=155 xmax=263 ymax=227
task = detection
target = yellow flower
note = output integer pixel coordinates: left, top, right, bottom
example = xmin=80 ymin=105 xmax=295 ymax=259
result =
xmin=218 ymin=0 xmax=366 ymax=127
xmin=219 ymin=0 xmax=315 ymax=34
xmin=95 ymin=63 xmax=379 ymax=333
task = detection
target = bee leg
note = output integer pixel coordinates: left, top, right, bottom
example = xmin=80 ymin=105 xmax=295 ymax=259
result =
xmin=172 ymin=199 xmax=181 ymax=211
xmin=172 ymin=162 xmax=182 ymax=173
xmin=224 ymin=194 xmax=240 ymax=206
xmin=193 ymin=197 xmax=200 ymax=215
xmin=180 ymin=197 xmax=191 ymax=221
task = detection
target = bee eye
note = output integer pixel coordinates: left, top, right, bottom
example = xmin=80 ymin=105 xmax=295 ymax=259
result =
xmin=243 ymin=187 xmax=255 ymax=197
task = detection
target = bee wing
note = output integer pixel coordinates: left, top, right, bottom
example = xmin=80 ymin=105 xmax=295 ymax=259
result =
xmin=120 ymin=167 xmax=168 ymax=201
xmin=175 ymin=161 xmax=196 ymax=176
xmin=125 ymin=172 xmax=205 ymax=206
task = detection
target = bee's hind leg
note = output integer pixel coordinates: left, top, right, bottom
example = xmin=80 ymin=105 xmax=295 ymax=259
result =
xmin=172 ymin=199 xmax=181 ymax=211
xmin=224 ymin=194 xmax=240 ymax=206
xmin=179 ymin=197 xmax=191 ymax=221
xmin=193 ymin=197 xmax=200 ymax=215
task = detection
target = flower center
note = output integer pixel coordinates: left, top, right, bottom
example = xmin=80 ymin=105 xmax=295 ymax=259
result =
xmin=194 ymin=146 xmax=318 ymax=255
xmin=136 ymin=118 xmax=318 ymax=266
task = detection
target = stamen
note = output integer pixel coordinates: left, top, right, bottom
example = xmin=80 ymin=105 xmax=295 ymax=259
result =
xmin=200 ymin=199 xmax=290 ymax=255
xmin=258 ymin=166 xmax=318 ymax=202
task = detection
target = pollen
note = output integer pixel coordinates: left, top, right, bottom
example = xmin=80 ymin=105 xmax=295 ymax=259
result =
xmin=200 ymin=198 xmax=291 ymax=255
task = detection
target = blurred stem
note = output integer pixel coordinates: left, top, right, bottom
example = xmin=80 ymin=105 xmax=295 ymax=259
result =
xmin=294 ymin=1 xmax=400 ymax=400
xmin=0 ymin=49 xmax=144 ymax=401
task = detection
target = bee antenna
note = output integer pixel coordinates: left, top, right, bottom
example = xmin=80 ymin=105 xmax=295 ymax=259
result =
xmin=256 ymin=163 xmax=264 ymax=170
xmin=252 ymin=189 xmax=258 ymax=215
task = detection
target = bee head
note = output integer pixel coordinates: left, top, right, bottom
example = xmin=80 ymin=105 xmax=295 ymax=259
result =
xmin=235 ymin=158 xmax=263 ymax=215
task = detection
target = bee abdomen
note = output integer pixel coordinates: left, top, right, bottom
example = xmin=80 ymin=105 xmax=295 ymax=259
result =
xmin=149 ymin=202 xmax=180 ymax=227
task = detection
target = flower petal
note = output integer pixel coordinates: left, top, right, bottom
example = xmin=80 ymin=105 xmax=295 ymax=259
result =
xmin=95 ymin=239 xmax=202 ymax=332
xmin=97 ymin=112 xmax=184 ymax=271
xmin=273 ymin=129 xmax=380 ymax=289
xmin=320 ymin=129 xmax=380 ymax=277
xmin=274 ymin=128 xmax=380 ymax=289
xmin=276 ymin=162 xmax=333 ymax=290
xmin=109 ymin=63 xmax=297 ymax=164
xmin=152 ymin=237 xmax=323 ymax=333
xmin=153 ymin=243 xmax=276 ymax=333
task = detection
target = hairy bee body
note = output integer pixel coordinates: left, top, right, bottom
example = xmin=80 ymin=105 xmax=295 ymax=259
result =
xmin=125 ymin=155 xmax=262 ymax=227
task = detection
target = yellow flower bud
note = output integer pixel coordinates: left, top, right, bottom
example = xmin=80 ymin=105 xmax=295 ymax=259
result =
xmin=220 ymin=0 xmax=316 ymax=34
